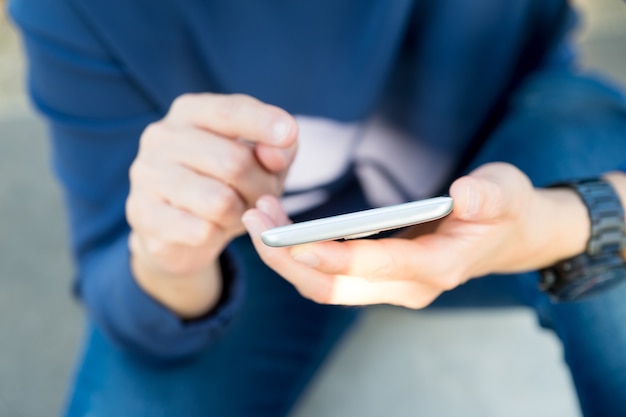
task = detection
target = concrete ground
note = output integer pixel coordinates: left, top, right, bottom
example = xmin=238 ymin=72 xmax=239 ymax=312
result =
xmin=0 ymin=1 xmax=625 ymax=416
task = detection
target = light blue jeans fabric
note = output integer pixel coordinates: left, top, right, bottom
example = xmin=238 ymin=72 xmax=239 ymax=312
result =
xmin=64 ymin=72 xmax=626 ymax=417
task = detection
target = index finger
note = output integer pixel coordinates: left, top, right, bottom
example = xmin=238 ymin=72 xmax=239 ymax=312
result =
xmin=289 ymin=235 xmax=460 ymax=288
xmin=166 ymin=93 xmax=297 ymax=147
xmin=242 ymin=207 xmax=441 ymax=308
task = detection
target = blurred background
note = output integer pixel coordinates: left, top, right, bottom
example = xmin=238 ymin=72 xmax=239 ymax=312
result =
xmin=1 ymin=1 xmax=625 ymax=416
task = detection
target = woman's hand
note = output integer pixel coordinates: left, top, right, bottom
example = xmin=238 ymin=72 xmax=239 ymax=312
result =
xmin=126 ymin=93 xmax=298 ymax=317
xmin=243 ymin=162 xmax=590 ymax=309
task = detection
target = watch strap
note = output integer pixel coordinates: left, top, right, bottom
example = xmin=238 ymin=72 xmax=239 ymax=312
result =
xmin=539 ymin=178 xmax=626 ymax=302
xmin=574 ymin=179 xmax=626 ymax=255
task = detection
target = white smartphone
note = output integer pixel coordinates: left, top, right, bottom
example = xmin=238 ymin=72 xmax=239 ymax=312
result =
xmin=261 ymin=196 xmax=453 ymax=247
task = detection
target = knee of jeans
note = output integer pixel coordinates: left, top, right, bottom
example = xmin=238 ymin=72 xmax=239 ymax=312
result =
xmin=472 ymin=77 xmax=626 ymax=185
xmin=512 ymin=71 xmax=625 ymax=113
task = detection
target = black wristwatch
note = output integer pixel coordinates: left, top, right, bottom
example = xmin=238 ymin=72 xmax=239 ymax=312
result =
xmin=539 ymin=178 xmax=626 ymax=302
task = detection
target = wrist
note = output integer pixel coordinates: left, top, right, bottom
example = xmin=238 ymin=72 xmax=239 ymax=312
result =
xmin=530 ymin=186 xmax=591 ymax=267
xmin=131 ymin=254 xmax=223 ymax=319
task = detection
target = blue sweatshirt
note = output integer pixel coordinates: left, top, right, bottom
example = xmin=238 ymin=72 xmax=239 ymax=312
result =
xmin=7 ymin=0 xmax=599 ymax=359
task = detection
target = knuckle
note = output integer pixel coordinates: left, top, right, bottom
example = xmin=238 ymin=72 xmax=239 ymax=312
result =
xmin=154 ymin=221 xmax=192 ymax=247
xmin=168 ymin=209 xmax=212 ymax=246
xmin=221 ymin=147 xmax=252 ymax=182
xmin=128 ymin=159 xmax=160 ymax=187
xmin=170 ymin=93 xmax=196 ymax=113
xmin=368 ymin=242 xmax=406 ymax=281
xmin=128 ymin=160 xmax=144 ymax=183
xmin=125 ymin=195 xmax=140 ymax=226
xmin=216 ymin=95 xmax=245 ymax=122
xmin=211 ymin=186 xmax=241 ymax=216
xmin=216 ymin=94 xmax=259 ymax=122
xmin=187 ymin=221 xmax=212 ymax=246
xmin=144 ymin=237 xmax=168 ymax=257
xmin=141 ymin=121 xmax=170 ymax=149
xmin=142 ymin=121 xmax=161 ymax=137
xmin=486 ymin=184 xmax=506 ymax=217
xmin=231 ymin=93 xmax=258 ymax=108
xmin=368 ymin=255 xmax=396 ymax=281
xmin=125 ymin=193 xmax=155 ymax=233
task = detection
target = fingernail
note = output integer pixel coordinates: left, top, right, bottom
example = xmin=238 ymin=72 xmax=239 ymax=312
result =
xmin=242 ymin=212 xmax=263 ymax=235
xmin=464 ymin=183 xmax=482 ymax=218
xmin=272 ymin=119 xmax=291 ymax=144
xmin=290 ymin=248 xmax=320 ymax=267
xmin=256 ymin=198 xmax=273 ymax=217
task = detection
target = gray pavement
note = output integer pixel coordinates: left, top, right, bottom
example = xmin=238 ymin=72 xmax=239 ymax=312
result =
xmin=1 ymin=1 xmax=625 ymax=416
xmin=0 ymin=116 xmax=82 ymax=417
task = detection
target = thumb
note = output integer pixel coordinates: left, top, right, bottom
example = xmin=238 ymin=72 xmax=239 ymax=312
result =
xmin=255 ymin=122 xmax=299 ymax=173
xmin=255 ymin=140 xmax=298 ymax=173
xmin=450 ymin=163 xmax=528 ymax=221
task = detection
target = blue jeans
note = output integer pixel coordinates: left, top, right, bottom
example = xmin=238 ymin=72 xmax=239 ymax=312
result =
xmin=64 ymin=72 xmax=626 ymax=417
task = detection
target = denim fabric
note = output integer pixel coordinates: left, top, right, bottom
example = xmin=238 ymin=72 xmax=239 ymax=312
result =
xmin=433 ymin=70 xmax=626 ymax=416
xmin=64 ymin=72 xmax=626 ymax=417
xmin=64 ymin=237 xmax=359 ymax=417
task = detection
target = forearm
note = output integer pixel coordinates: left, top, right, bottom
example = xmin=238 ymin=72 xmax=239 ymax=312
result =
xmin=531 ymin=187 xmax=590 ymax=268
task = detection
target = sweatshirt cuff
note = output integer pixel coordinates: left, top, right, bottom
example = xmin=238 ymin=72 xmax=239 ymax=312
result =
xmin=79 ymin=233 xmax=244 ymax=360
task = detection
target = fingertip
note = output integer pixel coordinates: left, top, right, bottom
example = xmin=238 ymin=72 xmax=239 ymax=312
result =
xmin=242 ymin=195 xmax=290 ymax=236
xmin=256 ymin=195 xmax=291 ymax=226
xmin=271 ymin=112 xmax=298 ymax=146
xmin=255 ymin=195 xmax=276 ymax=217
xmin=242 ymin=208 xmax=271 ymax=236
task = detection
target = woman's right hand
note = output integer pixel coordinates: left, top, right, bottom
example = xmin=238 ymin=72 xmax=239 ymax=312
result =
xmin=126 ymin=93 xmax=298 ymax=318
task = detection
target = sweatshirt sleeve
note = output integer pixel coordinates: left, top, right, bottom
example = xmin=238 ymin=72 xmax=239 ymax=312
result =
xmin=8 ymin=0 xmax=244 ymax=360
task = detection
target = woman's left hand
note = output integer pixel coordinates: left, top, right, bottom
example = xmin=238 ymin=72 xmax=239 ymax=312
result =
xmin=242 ymin=162 xmax=589 ymax=309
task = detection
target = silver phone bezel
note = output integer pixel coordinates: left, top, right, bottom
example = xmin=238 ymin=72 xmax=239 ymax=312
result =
xmin=261 ymin=196 xmax=453 ymax=247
